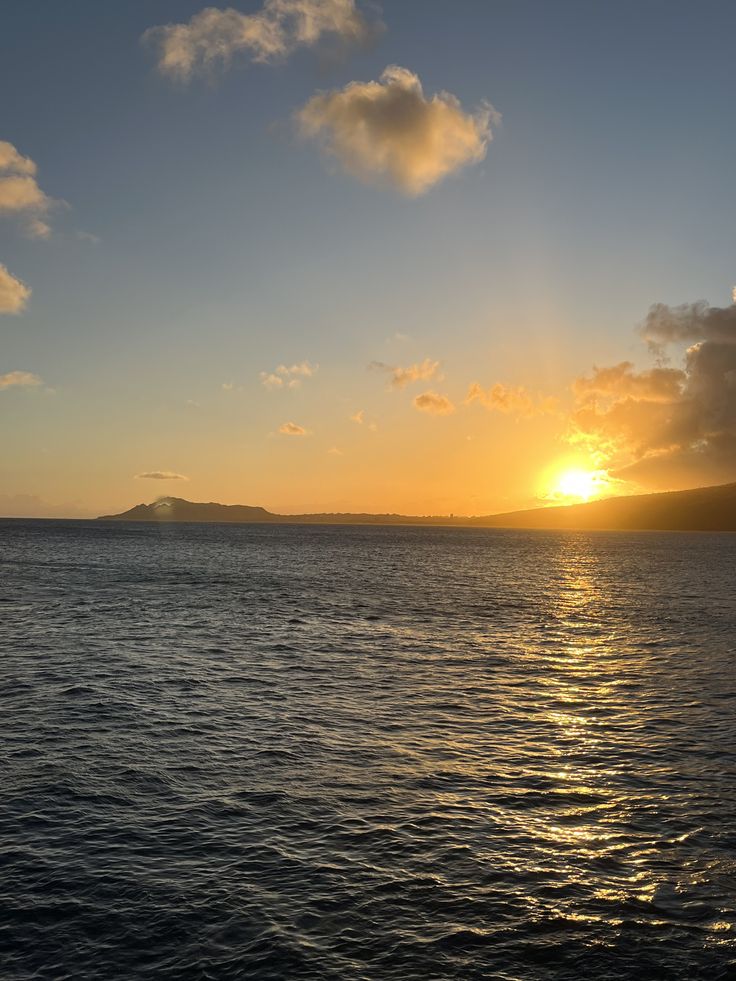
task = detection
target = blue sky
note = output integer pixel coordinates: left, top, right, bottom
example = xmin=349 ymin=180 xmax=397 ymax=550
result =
xmin=2 ymin=0 xmax=736 ymax=516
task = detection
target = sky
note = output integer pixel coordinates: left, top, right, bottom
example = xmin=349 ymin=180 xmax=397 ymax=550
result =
xmin=2 ymin=0 xmax=736 ymax=518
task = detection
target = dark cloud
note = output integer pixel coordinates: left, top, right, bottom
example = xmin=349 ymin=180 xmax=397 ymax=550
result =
xmin=571 ymin=301 xmax=736 ymax=489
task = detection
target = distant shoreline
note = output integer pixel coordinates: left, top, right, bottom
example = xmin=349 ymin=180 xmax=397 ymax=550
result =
xmin=24 ymin=480 xmax=734 ymax=532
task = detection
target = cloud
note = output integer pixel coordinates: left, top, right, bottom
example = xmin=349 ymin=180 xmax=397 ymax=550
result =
xmin=327 ymin=445 xmax=342 ymax=455
xmin=370 ymin=357 xmax=440 ymax=389
xmin=0 ymin=264 xmax=31 ymax=314
xmin=568 ymin=301 xmax=736 ymax=488
xmin=0 ymin=141 xmax=54 ymax=238
xmin=135 ymin=471 xmax=189 ymax=480
xmin=145 ymin=0 xmax=381 ymax=82
xmin=260 ymin=360 xmax=318 ymax=389
xmin=413 ymin=390 xmax=455 ymax=415
xmin=296 ymin=65 xmax=495 ymax=195
xmin=0 ymin=370 xmax=43 ymax=390
xmin=466 ymin=382 xmax=558 ymax=417
xmin=350 ymin=409 xmax=365 ymax=423
xmin=278 ymin=420 xmax=308 ymax=435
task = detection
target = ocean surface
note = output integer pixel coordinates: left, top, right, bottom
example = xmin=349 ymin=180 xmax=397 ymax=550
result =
xmin=1 ymin=519 xmax=735 ymax=981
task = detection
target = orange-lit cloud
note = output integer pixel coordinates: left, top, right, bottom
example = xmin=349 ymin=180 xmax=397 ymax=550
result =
xmin=0 ymin=370 xmax=42 ymax=390
xmin=145 ymin=0 xmax=381 ymax=82
xmin=466 ymin=382 xmax=558 ymax=417
xmin=370 ymin=357 xmax=440 ymax=389
xmin=135 ymin=471 xmax=189 ymax=480
xmin=297 ymin=66 xmax=495 ymax=195
xmin=413 ymin=390 xmax=454 ymax=415
xmin=0 ymin=140 xmax=53 ymax=239
xmin=0 ymin=264 xmax=31 ymax=314
xmin=278 ymin=420 xmax=308 ymax=435
xmin=568 ymin=301 xmax=736 ymax=487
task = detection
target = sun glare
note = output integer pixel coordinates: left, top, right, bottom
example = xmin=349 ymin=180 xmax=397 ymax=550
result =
xmin=554 ymin=468 xmax=604 ymax=502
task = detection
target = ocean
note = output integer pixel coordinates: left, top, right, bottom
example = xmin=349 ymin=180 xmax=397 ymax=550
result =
xmin=1 ymin=519 xmax=735 ymax=980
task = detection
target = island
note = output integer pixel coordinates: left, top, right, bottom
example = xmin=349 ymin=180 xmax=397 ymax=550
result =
xmin=98 ymin=481 xmax=736 ymax=533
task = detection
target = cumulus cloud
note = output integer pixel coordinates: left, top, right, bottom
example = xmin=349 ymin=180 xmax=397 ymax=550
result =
xmin=135 ymin=471 xmax=189 ymax=480
xmin=466 ymin=382 xmax=558 ymax=417
xmin=0 ymin=264 xmax=31 ymax=314
xmin=569 ymin=301 xmax=736 ymax=488
xmin=145 ymin=0 xmax=381 ymax=81
xmin=278 ymin=420 xmax=308 ymax=435
xmin=413 ymin=390 xmax=455 ymax=415
xmin=0 ymin=141 xmax=54 ymax=238
xmin=260 ymin=360 xmax=318 ymax=389
xmin=297 ymin=65 xmax=495 ymax=195
xmin=370 ymin=357 xmax=440 ymax=389
xmin=0 ymin=370 xmax=43 ymax=390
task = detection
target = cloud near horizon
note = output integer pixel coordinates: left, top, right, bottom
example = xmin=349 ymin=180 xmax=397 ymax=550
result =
xmin=568 ymin=301 xmax=736 ymax=488
xmin=0 ymin=370 xmax=43 ymax=390
xmin=466 ymin=382 xmax=558 ymax=417
xmin=278 ymin=420 xmax=308 ymax=435
xmin=0 ymin=140 xmax=54 ymax=239
xmin=413 ymin=390 xmax=455 ymax=415
xmin=260 ymin=360 xmax=318 ymax=389
xmin=135 ymin=471 xmax=189 ymax=480
xmin=145 ymin=0 xmax=381 ymax=82
xmin=296 ymin=66 xmax=495 ymax=195
xmin=0 ymin=264 xmax=31 ymax=314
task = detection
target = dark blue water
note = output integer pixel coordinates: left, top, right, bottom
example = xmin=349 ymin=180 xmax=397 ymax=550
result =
xmin=1 ymin=520 xmax=735 ymax=980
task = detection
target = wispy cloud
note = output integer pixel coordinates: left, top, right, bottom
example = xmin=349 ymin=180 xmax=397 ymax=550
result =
xmin=370 ymin=357 xmax=440 ymax=389
xmin=297 ymin=66 xmax=496 ymax=195
xmin=413 ymin=391 xmax=455 ymax=415
xmin=349 ymin=408 xmax=377 ymax=430
xmin=0 ymin=370 xmax=43 ymax=390
xmin=466 ymin=382 xmax=558 ymax=417
xmin=0 ymin=140 xmax=55 ymax=239
xmin=135 ymin=471 xmax=189 ymax=480
xmin=144 ymin=0 xmax=382 ymax=82
xmin=278 ymin=420 xmax=308 ymax=435
xmin=260 ymin=360 xmax=318 ymax=389
xmin=0 ymin=264 xmax=31 ymax=314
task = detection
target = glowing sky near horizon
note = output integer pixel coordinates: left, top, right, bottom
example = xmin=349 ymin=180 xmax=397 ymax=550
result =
xmin=2 ymin=0 xmax=736 ymax=518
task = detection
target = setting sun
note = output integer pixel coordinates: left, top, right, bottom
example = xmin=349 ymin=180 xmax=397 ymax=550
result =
xmin=554 ymin=468 xmax=605 ymax=501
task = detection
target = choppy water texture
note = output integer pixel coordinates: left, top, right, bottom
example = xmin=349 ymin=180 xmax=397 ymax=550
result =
xmin=1 ymin=520 xmax=736 ymax=980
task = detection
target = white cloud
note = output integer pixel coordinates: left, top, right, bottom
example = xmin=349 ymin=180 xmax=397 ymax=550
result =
xmin=0 ymin=264 xmax=31 ymax=314
xmin=0 ymin=141 xmax=54 ymax=238
xmin=278 ymin=420 xmax=308 ymax=435
xmin=145 ymin=0 xmax=381 ymax=82
xmin=413 ymin=390 xmax=455 ymax=415
xmin=297 ymin=66 xmax=496 ymax=195
xmin=0 ymin=370 xmax=43 ymax=390
xmin=261 ymin=360 xmax=318 ymax=389
xmin=135 ymin=471 xmax=189 ymax=480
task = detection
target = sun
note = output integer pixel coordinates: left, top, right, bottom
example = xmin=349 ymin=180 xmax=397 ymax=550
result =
xmin=554 ymin=468 xmax=603 ymax=502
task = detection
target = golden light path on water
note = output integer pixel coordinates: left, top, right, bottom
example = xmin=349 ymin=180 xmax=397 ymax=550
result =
xmin=2 ymin=520 xmax=734 ymax=979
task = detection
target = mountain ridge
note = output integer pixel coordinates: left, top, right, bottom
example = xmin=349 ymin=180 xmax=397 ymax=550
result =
xmin=96 ymin=482 xmax=736 ymax=532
